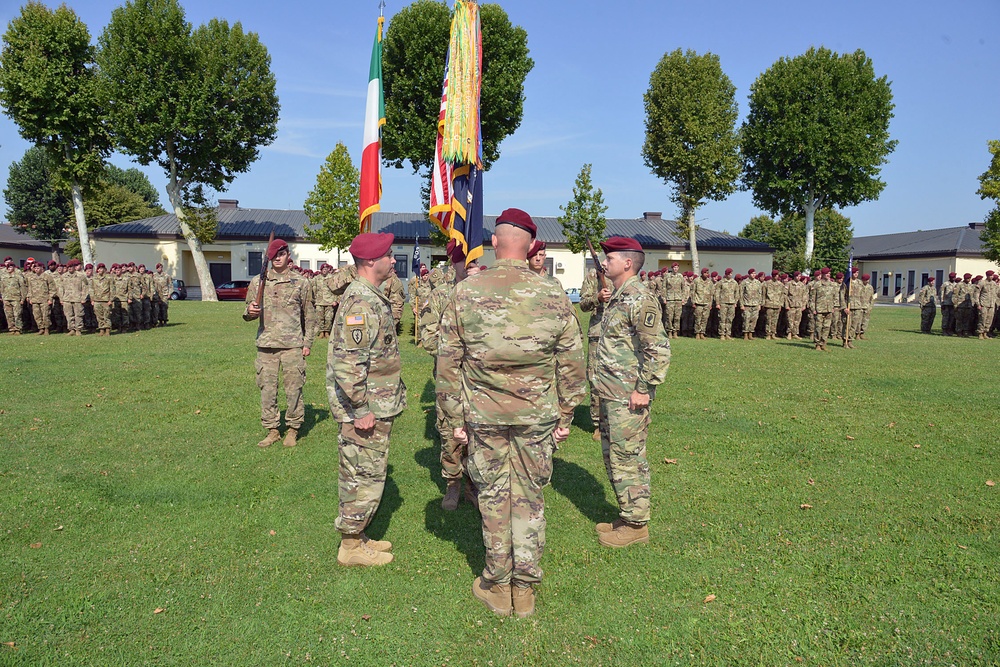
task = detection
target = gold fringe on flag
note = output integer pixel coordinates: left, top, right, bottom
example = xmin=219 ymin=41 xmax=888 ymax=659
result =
xmin=441 ymin=1 xmax=482 ymax=167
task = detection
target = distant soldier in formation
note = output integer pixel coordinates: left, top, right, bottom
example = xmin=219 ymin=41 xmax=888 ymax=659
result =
xmin=977 ymin=270 xmax=997 ymax=340
xmin=91 ymin=263 xmax=114 ymax=336
xmin=380 ymin=269 xmax=405 ymax=334
xmin=952 ymin=273 xmax=975 ymax=337
xmin=152 ymin=263 xmax=173 ymax=326
xmin=312 ymin=263 xmax=337 ymax=339
xmin=940 ymin=272 xmax=957 ymax=335
xmin=25 ymin=260 xmax=56 ymax=335
xmin=1 ymin=257 xmax=27 ymax=334
xmin=762 ymin=273 xmax=786 ymax=340
xmin=917 ymin=276 xmax=937 ymax=333
xmin=60 ymin=259 xmax=91 ymax=336
xmin=739 ymin=268 xmax=762 ymax=340
xmin=785 ymin=273 xmax=808 ymax=340
xmin=662 ymin=262 xmax=684 ymax=338
xmin=811 ymin=268 xmax=846 ymax=351
xmin=714 ymin=268 xmax=739 ymax=340
xmin=691 ymin=268 xmax=714 ymax=340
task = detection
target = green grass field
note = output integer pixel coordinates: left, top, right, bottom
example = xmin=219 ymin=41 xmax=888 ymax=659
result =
xmin=1 ymin=303 xmax=997 ymax=666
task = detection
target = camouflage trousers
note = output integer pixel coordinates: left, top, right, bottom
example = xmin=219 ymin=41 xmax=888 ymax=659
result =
xmin=599 ymin=399 xmax=651 ymax=525
xmin=978 ymin=307 xmax=995 ymax=335
xmin=940 ymin=305 xmax=955 ymax=334
xmin=955 ymin=307 xmax=974 ymax=335
xmin=335 ymin=417 xmax=394 ymax=534
xmin=764 ymin=306 xmax=781 ymax=337
xmin=857 ymin=308 xmax=871 ymax=336
xmin=813 ymin=311 xmax=834 ymax=345
xmin=665 ymin=300 xmax=682 ymax=336
xmin=920 ymin=305 xmax=936 ymax=333
xmin=587 ymin=336 xmax=601 ymax=427
xmin=3 ymin=300 xmax=23 ymax=332
xmin=316 ymin=304 xmax=336 ymax=334
xmin=64 ymin=301 xmax=85 ymax=332
xmin=254 ymin=347 xmax=306 ymax=430
xmin=466 ymin=421 xmax=555 ymax=586
xmin=30 ymin=302 xmax=51 ymax=330
xmin=141 ymin=297 xmax=152 ymax=328
xmin=741 ymin=306 xmax=760 ymax=336
xmin=155 ymin=298 xmax=168 ymax=324
xmin=436 ymin=411 xmax=466 ymax=481
xmin=111 ymin=299 xmax=129 ymax=330
xmin=128 ymin=300 xmax=142 ymax=330
xmin=94 ymin=301 xmax=110 ymax=329
xmin=718 ymin=303 xmax=736 ymax=337
xmin=786 ymin=307 xmax=804 ymax=337
xmin=693 ymin=303 xmax=711 ymax=335
xmin=83 ymin=301 xmax=97 ymax=330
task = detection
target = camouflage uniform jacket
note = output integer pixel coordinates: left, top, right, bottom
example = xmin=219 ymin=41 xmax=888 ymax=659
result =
xmin=312 ymin=273 xmax=336 ymax=307
xmin=691 ymin=276 xmax=714 ymax=306
xmin=407 ymin=276 xmax=419 ymax=305
xmin=419 ymin=281 xmax=455 ymax=356
xmin=125 ymin=272 xmax=143 ymax=300
xmin=917 ymin=284 xmax=937 ymax=306
xmin=0 ymin=270 xmax=27 ymax=301
xmin=812 ymin=280 xmax=842 ymax=313
xmin=140 ymin=273 xmax=154 ymax=298
xmin=763 ymin=280 xmax=786 ymax=308
xmin=152 ymin=272 xmax=172 ymax=300
xmin=786 ymin=281 xmax=808 ymax=308
xmin=91 ymin=273 xmax=113 ymax=302
xmin=381 ymin=272 xmax=405 ymax=322
xmin=436 ymin=259 xmax=586 ymax=431
xmin=940 ymin=280 xmax=956 ymax=306
xmin=26 ymin=272 xmax=57 ymax=303
xmin=859 ymin=282 xmax=875 ymax=308
xmin=952 ymin=282 xmax=973 ymax=308
xmin=977 ymin=279 xmax=996 ymax=307
xmin=243 ymin=268 xmax=316 ymax=349
xmin=714 ymin=277 xmax=739 ymax=305
xmin=59 ymin=272 xmax=91 ymax=303
xmin=330 ymin=264 xmax=357 ymax=301
xmin=740 ymin=279 xmax=763 ymax=307
xmin=579 ymin=269 xmax=605 ymax=339
xmin=847 ymin=278 xmax=865 ymax=309
xmin=593 ymin=275 xmax=670 ymax=401
xmin=664 ymin=272 xmax=685 ymax=302
xmin=326 ymin=275 xmax=406 ymax=422
xmin=112 ymin=274 xmax=131 ymax=301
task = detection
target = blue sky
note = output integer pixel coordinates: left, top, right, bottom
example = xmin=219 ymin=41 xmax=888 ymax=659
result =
xmin=1 ymin=0 xmax=997 ymax=237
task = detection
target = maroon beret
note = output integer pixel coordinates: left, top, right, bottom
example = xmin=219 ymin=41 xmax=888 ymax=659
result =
xmin=948 ymin=272 xmax=956 ymax=278
xmin=67 ymin=258 xmax=80 ymax=267
xmin=763 ymin=275 xmax=772 ymax=281
xmin=820 ymin=267 xmax=831 ymax=275
xmin=96 ymin=263 xmax=106 ymax=269
xmin=349 ymin=232 xmax=394 ymax=260
xmin=496 ymin=208 xmax=536 ymax=238
xmin=710 ymin=271 xmax=718 ymax=278
xmin=862 ymin=273 xmax=870 ymax=280
xmin=747 ymin=268 xmax=756 ymax=274
xmin=600 ymin=236 xmax=643 ymax=254
xmin=84 ymin=263 xmax=93 ymax=270
xmin=156 ymin=263 xmax=163 ymax=269
xmin=724 ymin=268 xmax=733 ymax=275
xmin=266 ymin=238 xmax=289 ymax=260
xmin=987 ymin=270 xmax=995 ymax=276
xmin=527 ymin=240 xmax=546 ymax=259
xmin=2 ymin=256 xmax=12 ymax=262
xmin=964 ymin=273 xmax=972 ymax=279
xmin=48 ymin=260 xmax=58 ymax=268
xmin=927 ymin=276 xmax=935 ymax=282
xmin=852 ymin=267 xmax=860 ymax=273
xmin=771 ymin=269 xmax=779 ymax=275
xmin=700 ymin=267 xmax=709 ymax=274
xmin=835 ymin=272 xmax=844 ymax=280
xmin=735 ymin=274 xmax=743 ymax=281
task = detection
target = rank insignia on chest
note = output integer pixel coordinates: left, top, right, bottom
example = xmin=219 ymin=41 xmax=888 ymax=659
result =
xmin=351 ymin=328 xmax=363 ymax=344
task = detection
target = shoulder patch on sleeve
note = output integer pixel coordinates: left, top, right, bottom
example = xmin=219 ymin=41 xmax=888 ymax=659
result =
xmin=346 ymin=313 xmax=365 ymax=326
xmin=643 ymin=310 xmax=658 ymax=329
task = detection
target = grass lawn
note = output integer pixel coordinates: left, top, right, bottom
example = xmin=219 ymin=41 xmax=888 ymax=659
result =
xmin=1 ymin=302 xmax=998 ymax=666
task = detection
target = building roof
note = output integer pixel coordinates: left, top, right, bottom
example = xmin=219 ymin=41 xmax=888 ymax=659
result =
xmin=92 ymin=205 xmax=772 ymax=253
xmin=852 ymin=223 xmax=989 ymax=260
xmin=0 ymin=223 xmax=62 ymax=252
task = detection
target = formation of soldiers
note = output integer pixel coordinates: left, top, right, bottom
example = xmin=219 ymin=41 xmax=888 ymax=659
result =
xmin=622 ymin=264 xmax=877 ymax=350
xmin=303 ymin=261 xmax=404 ymax=339
xmin=917 ymin=271 xmax=1000 ymax=338
xmin=1 ymin=256 xmax=174 ymax=336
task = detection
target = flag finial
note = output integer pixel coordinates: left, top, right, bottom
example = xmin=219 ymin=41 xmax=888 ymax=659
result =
xmin=379 ymin=0 xmax=386 ymax=17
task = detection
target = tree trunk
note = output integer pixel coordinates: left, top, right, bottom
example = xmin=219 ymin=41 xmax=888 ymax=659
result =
xmin=803 ymin=200 xmax=816 ymax=270
xmin=70 ymin=180 xmax=94 ymax=267
xmin=687 ymin=206 xmax=700 ymax=274
xmin=166 ymin=184 xmax=218 ymax=302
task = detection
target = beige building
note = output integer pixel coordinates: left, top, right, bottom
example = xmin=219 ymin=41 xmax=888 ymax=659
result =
xmin=92 ymin=203 xmax=773 ymax=297
xmin=0 ymin=223 xmax=65 ymax=267
xmin=853 ymin=222 xmax=999 ymax=303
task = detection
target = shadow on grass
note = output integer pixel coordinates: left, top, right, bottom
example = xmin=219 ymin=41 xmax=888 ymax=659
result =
xmin=424 ymin=497 xmax=484 ymax=577
xmin=282 ymin=404 xmax=330 ymax=439
xmin=550 ymin=457 xmax=617 ymax=525
xmin=415 ymin=444 xmax=445 ymax=494
xmin=571 ymin=403 xmax=595 ymax=433
xmin=365 ymin=464 xmax=402 ymax=541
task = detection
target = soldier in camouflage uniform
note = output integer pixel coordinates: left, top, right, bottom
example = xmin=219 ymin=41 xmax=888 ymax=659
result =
xmin=152 ymin=263 xmax=172 ymax=326
xmin=592 ymin=237 xmax=670 ymax=549
xmin=811 ymin=268 xmax=845 ymax=350
xmin=437 ymin=209 xmax=585 ymax=618
xmin=739 ymin=268 xmax=762 ymax=340
xmin=45 ymin=261 xmax=66 ymax=332
xmin=580 ymin=267 xmax=606 ymax=441
xmin=785 ymin=273 xmax=808 ymax=339
xmin=691 ymin=268 xmax=714 ymax=340
xmin=977 ymin=270 xmax=997 ymax=339
xmin=311 ymin=263 xmax=336 ymax=338
xmin=91 ymin=263 xmax=114 ymax=336
xmin=952 ymin=273 xmax=974 ymax=336
xmin=762 ymin=274 xmax=785 ymax=340
xmin=1 ymin=259 xmax=28 ymax=334
xmin=26 ymin=261 xmax=57 ymax=335
xmin=327 ymin=232 xmax=405 ymax=567
xmin=713 ymin=268 xmax=739 ymax=340
xmin=111 ymin=264 xmax=131 ymax=332
xmin=380 ymin=270 xmax=405 ymax=333
xmin=60 ymin=259 xmax=91 ymax=335
xmin=917 ymin=276 xmax=937 ymax=333
xmin=663 ymin=263 xmax=685 ymax=338
xmin=243 ymin=238 xmax=316 ymax=449
xmin=940 ymin=272 xmax=957 ymax=335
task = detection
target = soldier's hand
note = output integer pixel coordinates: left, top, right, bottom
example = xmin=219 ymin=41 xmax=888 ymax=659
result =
xmin=355 ymin=413 xmax=376 ymax=431
xmin=629 ymin=391 xmax=650 ymax=411
xmin=453 ymin=427 xmax=469 ymax=445
xmin=302 ymin=347 xmax=311 ymax=358
xmin=247 ymin=301 xmax=261 ymax=317
xmin=553 ymin=427 xmax=570 ymax=443
xmin=597 ymin=287 xmax=612 ymax=303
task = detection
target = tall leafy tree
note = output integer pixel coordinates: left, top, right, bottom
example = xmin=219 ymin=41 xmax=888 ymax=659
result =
xmin=977 ymin=140 xmax=1000 ymax=263
xmin=303 ymin=143 xmax=360 ymax=252
xmin=741 ymin=47 xmax=896 ymax=267
xmin=382 ymin=1 xmax=533 ymax=196
xmin=740 ymin=208 xmax=854 ymax=273
xmin=97 ymin=0 xmax=279 ymax=300
xmin=558 ymin=163 xmax=608 ymax=255
xmin=4 ymin=146 xmax=71 ymax=259
xmin=0 ymin=2 xmax=110 ymax=267
xmin=104 ymin=164 xmax=162 ymax=208
xmin=642 ymin=49 xmax=741 ymax=273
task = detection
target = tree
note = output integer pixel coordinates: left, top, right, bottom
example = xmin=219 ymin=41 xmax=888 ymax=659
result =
xmin=104 ymin=164 xmax=162 ymax=209
xmin=4 ymin=146 xmax=71 ymax=259
xmin=642 ymin=49 xmax=741 ymax=274
xmin=977 ymin=140 xmax=1000 ymax=263
xmin=382 ymin=1 xmax=533 ymax=196
xmin=558 ymin=163 xmax=608 ymax=255
xmin=303 ymin=143 xmax=360 ymax=252
xmin=97 ymin=0 xmax=279 ymax=300
xmin=741 ymin=47 xmax=896 ymax=268
xmin=739 ymin=208 xmax=854 ymax=273
xmin=0 ymin=2 xmax=111 ymax=267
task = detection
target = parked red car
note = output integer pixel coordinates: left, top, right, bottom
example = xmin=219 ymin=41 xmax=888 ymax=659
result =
xmin=215 ymin=280 xmax=250 ymax=301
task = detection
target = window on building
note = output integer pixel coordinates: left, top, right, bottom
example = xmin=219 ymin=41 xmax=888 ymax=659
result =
xmin=317 ymin=258 xmax=328 ymax=269
xmin=882 ymin=273 xmax=890 ymax=297
xmin=394 ymin=254 xmax=408 ymax=279
xmin=248 ymin=251 xmax=262 ymax=275
xmin=906 ymin=270 xmax=915 ymax=296
xmin=894 ymin=273 xmax=902 ymax=297
xmin=935 ymin=269 xmax=944 ymax=286
xmin=300 ymin=260 xmax=311 ymax=270
xmin=870 ymin=271 xmax=878 ymax=294
xmin=921 ymin=272 xmax=929 ymax=287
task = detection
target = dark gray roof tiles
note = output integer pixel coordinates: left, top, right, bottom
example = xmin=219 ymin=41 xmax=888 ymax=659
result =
xmin=852 ymin=223 xmax=989 ymax=259
xmin=0 ymin=223 xmax=61 ymax=251
xmin=92 ymin=208 xmax=772 ymax=252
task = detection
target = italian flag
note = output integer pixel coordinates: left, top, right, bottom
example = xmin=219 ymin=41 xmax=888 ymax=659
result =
xmin=359 ymin=16 xmax=385 ymax=233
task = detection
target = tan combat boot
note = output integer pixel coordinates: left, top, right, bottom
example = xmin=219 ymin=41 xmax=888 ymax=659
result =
xmin=472 ymin=577 xmax=512 ymax=616
xmin=43 ymin=328 xmax=49 ymax=335
xmin=595 ymin=518 xmax=627 ymax=534
xmin=361 ymin=532 xmax=392 ymax=552
xmin=338 ymin=534 xmax=393 ymax=567
xmin=257 ymin=429 xmax=281 ymax=448
xmin=598 ymin=521 xmax=649 ymax=548
xmin=283 ymin=428 xmax=298 ymax=447
xmin=441 ymin=480 xmax=461 ymax=511
xmin=512 ymin=584 xmax=536 ymax=618
xmin=592 ymin=428 xmax=601 ymax=442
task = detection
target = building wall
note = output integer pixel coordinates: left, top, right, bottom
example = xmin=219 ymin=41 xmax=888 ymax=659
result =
xmin=859 ymin=256 xmax=1000 ymax=303
xmin=1 ymin=247 xmax=65 ymax=267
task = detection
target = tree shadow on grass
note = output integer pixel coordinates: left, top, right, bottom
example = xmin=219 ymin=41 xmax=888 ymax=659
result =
xmin=364 ymin=464 xmax=402 ymax=541
xmin=282 ymin=404 xmax=329 ymax=440
xmin=424 ymin=498 xmax=484 ymax=577
xmin=550 ymin=457 xmax=617 ymax=526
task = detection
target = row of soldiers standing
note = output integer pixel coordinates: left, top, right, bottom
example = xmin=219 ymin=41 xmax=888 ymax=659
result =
xmin=916 ymin=271 xmax=1000 ymax=338
xmin=307 ymin=262 xmax=404 ymax=339
xmin=0 ymin=256 xmax=173 ymax=336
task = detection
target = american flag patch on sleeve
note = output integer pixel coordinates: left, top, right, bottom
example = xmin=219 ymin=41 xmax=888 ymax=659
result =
xmin=346 ymin=314 xmax=365 ymax=326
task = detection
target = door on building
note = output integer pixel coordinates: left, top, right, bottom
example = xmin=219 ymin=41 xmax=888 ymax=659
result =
xmin=209 ymin=263 xmax=232 ymax=286
xmin=907 ymin=270 xmax=915 ymax=296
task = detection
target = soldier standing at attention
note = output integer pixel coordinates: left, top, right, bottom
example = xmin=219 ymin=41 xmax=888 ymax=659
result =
xmin=152 ymin=263 xmax=172 ymax=326
xmin=380 ymin=269 xmax=405 ymax=334
xmin=25 ymin=261 xmax=56 ymax=335
xmin=691 ymin=267 xmax=714 ymax=340
xmin=940 ymin=272 xmax=957 ymax=335
xmin=312 ymin=263 xmax=336 ymax=339
xmin=327 ymin=232 xmax=405 ymax=567
xmin=739 ymin=268 xmax=762 ymax=340
xmin=663 ymin=262 xmax=684 ymax=338
xmin=60 ymin=259 xmax=91 ymax=336
xmin=917 ymin=276 xmax=937 ymax=333
xmin=244 ymin=238 xmax=316 ymax=449
xmin=580 ymin=266 xmax=605 ymax=442
xmin=977 ymin=270 xmax=997 ymax=340
xmin=437 ymin=208 xmax=585 ymax=618
xmin=91 ymin=263 xmax=113 ymax=336
xmin=952 ymin=273 xmax=974 ymax=337
xmin=811 ymin=268 xmax=845 ymax=351
xmin=592 ymin=236 xmax=670 ymax=550
xmin=762 ymin=273 xmax=785 ymax=340
xmin=785 ymin=273 xmax=808 ymax=339
xmin=1 ymin=258 xmax=28 ymax=334
xmin=527 ymin=240 xmax=556 ymax=283
xmin=714 ymin=268 xmax=739 ymax=340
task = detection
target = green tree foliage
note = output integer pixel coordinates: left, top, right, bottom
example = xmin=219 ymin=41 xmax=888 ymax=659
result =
xmin=382 ymin=1 xmax=533 ymax=194
xmin=642 ymin=49 xmax=740 ymax=273
xmin=0 ymin=2 xmax=111 ymax=266
xmin=4 ymin=146 xmax=71 ymax=254
xmin=304 ymin=143 xmax=361 ymax=252
xmin=740 ymin=209 xmax=854 ymax=273
xmin=558 ymin=163 xmax=608 ymax=255
xmin=977 ymin=140 xmax=1000 ymax=263
xmin=741 ymin=47 xmax=896 ymax=265
xmin=105 ymin=164 xmax=162 ymax=208
xmin=97 ymin=0 xmax=279 ymax=300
